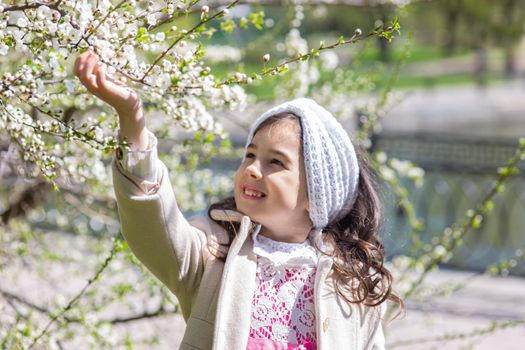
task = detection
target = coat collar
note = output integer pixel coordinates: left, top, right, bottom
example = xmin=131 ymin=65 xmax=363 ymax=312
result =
xmin=209 ymin=208 xmax=342 ymax=350
xmin=209 ymin=208 xmax=338 ymax=255
xmin=210 ymin=208 xmax=245 ymax=223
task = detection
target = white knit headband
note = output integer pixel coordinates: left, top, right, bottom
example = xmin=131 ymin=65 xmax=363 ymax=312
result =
xmin=245 ymin=98 xmax=360 ymax=232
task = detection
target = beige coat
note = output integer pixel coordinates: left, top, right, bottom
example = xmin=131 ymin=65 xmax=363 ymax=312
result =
xmin=112 ymin=158 xmax=386 ymax=350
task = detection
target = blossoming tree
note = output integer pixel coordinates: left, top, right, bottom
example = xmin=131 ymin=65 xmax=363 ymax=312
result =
xmin=0 ymin=1 xmax=406 ymax=348
xmin=2 ymin=1 xmax=523 ymax=349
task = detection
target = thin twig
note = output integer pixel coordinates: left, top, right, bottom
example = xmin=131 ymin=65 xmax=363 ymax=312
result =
xmin=26 ymin=239 xmax=120 ymax=349
xmin=140 ymin=0 xmax=241 ymax=81
xmin=402 ymin=141 xmax=525 ymax=301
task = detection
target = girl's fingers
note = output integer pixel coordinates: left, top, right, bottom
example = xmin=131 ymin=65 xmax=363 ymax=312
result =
xmin=108 ymin=75 xmax=127 ymax=86
xmin=88 ymin=54 xmax=104 ymax=89
xmin=75 ymin=51 xmax=91 ymax=78
xmin=84 ymin=53 xmax=97 ymax=77
xmin=75 ymin=51 xmax=130 ymax=100
xmin=95 ymin=61 xmax=108 ymax=90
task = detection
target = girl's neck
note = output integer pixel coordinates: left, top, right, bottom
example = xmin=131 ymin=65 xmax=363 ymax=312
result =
xmin=259 ymin=225 xmax=310 ymax=244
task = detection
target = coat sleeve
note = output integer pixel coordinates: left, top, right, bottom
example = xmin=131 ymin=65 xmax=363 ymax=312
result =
xmin=112 ymin=156 xmax=208 ymax=310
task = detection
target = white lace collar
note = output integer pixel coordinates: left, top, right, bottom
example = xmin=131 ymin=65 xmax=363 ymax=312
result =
xmin=251 ymin=225 xmax=319 ymax=266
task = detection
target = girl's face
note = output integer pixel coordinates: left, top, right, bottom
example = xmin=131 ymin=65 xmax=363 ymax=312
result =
xmin=234 ymin=118 xmax=312 ymax=243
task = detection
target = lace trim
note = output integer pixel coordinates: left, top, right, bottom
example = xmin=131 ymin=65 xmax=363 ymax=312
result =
xmin=251 ymin=228 xmax=318 ymax=266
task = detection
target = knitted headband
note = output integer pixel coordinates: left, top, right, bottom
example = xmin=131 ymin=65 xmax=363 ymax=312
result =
xmin=245 ymin=97 xmax=360 ymax=231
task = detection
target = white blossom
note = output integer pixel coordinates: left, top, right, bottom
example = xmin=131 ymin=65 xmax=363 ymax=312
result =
xmin=146 ymin=13 xmax=157 ymax=26
xmin=16 ymin=17 xmax=28 ymax=28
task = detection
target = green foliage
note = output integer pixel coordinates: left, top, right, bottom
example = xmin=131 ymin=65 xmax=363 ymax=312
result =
xmin=375 ymin=17 xmax=401 ymax=42
xmin=220 ymin=19 xmax=236 ymax=33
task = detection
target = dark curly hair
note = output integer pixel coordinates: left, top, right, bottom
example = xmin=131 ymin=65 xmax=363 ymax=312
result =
xmin=208 ymin=112 xmax=403 ymax=312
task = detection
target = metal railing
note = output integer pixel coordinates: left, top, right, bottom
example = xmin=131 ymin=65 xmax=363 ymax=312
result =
xmin=377 ymin=133 xmax=525 ymax=275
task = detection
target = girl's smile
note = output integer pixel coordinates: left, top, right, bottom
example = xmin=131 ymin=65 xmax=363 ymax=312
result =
xmin=234 ymin=117 xmax=312 ymax=243
xmin=241 ymin=184 xmax=267 ymax=199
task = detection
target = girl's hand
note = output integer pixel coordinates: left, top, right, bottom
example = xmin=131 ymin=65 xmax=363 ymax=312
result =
xmin=74 ymin=51 xmax=149 ymax=150
xmin=74 ymin=51 xmax=140 ymax=116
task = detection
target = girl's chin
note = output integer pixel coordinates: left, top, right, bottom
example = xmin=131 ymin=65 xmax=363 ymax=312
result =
xmin=234 ymin=204 xmax=263 ymax=223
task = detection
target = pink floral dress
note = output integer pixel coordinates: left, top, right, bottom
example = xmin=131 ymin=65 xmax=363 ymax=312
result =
xmin=247 ymin=230 xmax=318 ymax=350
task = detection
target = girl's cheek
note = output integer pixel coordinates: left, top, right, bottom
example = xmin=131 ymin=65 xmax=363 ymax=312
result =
xmin=233 ymin=169 xmax=242 ymax=188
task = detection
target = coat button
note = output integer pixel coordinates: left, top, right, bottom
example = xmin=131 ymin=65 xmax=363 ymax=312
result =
xmin=323 ymin=317 xmax=330 ymax=332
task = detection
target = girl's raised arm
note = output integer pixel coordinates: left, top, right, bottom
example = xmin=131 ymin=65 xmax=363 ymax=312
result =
xmin=75 ymin=52 xmax=210 ymax=306
xmin=74 ymin=51 xmax=148 ymax=151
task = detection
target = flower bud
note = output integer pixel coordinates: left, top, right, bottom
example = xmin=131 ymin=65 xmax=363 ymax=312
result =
xmin=263 ymin=54 xmax=270 ymax=63
xmin=201 ymin=5 xmax=209 ymax=13
xmin=235 ymin=72 xmax=244 ymax=81
xmin=354 ymin=28 xmax=362 ymax=37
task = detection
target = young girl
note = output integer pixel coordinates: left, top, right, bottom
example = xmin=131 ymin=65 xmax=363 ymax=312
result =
xmin=74 ymin=51 xmax=400 ymax=350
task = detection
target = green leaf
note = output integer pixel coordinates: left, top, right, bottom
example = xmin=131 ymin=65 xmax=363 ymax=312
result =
xmin=392 ymin=17 xmax=401 ymax=34
xmin=471 ymin=215 xmax=483 ymax=229
xmin=338 ymin=36 xmax=344 ymax=45
xmin=509 ymin=166 xmax=519 ymax=175
xmin=205 ymin=133 xmax=214 ymax=143
xmin=249 ymin=11 xmax=265 ymax=30
xmin=483 ymin=200 xmax=494 ymax=212
xmin=115 ymin=239 xmax=129 ymax=252
xmin=239 ymin=17 xmax=249 ymax=29
xmin=220 ymin=19 xmax=236 ymax=33
xmin=194 ymin=131 xmax=202 ymax=142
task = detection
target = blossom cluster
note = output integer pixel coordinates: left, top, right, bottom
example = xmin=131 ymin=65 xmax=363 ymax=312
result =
xmin=0 ymin=0 xmax=249 ymax=183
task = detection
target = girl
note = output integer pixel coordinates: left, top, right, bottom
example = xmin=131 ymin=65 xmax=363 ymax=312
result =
xmin=74 ymin=51 xmax=401 ymax=350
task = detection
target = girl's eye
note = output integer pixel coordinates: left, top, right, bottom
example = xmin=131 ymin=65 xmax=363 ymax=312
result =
xmin=245 ymin=152 xmax=255 ymax=159
xmin=270 ymin=159 xmax=284 ymax=167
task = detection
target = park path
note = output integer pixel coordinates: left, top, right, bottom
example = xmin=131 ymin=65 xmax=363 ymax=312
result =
xmin=386 ymin=269 xmax=525 ymax=349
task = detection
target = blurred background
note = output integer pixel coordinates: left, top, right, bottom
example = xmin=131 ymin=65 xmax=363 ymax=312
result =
xmin=1 ymin=0 xmax=524 ymax=349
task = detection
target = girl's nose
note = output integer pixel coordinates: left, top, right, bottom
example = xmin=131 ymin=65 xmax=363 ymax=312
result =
xmin=245 ymin=161 xmax=262 ymax=179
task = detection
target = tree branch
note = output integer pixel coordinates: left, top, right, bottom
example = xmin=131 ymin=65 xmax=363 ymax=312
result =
xmin=1 ymin=181 xmax=50 ymax=224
